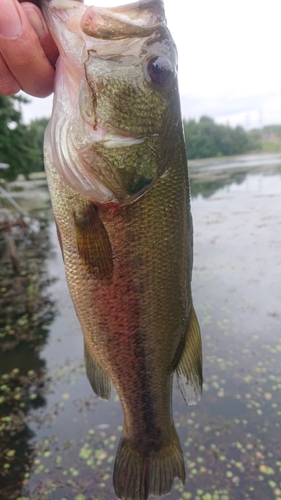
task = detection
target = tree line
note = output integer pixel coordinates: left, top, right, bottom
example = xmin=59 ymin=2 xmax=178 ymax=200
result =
xmin=0 ymin=96 xmax=280 ymax=181
xmin=183 ymin=115 xmax=263 ymax=160
xmin=0 ymin=95 xmax=47 ymax=181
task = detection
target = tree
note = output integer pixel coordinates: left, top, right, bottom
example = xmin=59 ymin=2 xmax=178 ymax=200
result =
xmin=0 ymin=96 xmax=48 ymax=180
xmin=0 ymin=95 xmax=24 ymax=177
xmin=183 ymin=116 xmax=261 ymax=159
xmin=27 ymin=117 xmax=49 ymax=172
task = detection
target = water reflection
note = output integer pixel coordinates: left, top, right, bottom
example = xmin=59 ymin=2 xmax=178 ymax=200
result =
xmin=1 ymin=153 xmax=281 ymax=499
xmin=0 ymin=219 xmax=55 ymax=498
xmin=189 ymin=152 xmax=281 ymax=198
xmin=190 ymin=170 xmax=248 ymax=198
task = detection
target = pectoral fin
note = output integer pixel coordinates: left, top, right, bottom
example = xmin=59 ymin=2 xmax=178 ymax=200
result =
xmin=73 ymin=203 xmax=113 ymax=281
xmin=175 ymin=306 xmax=203 ymax=405
xmin=84 ymin=342 xmax=111 ymax=400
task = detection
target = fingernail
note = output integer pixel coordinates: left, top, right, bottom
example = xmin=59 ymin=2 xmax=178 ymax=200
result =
xmin=25 ymin=7 xmax=47 ymax=40
xmin=0 ymin=0 xmax=22 ymax=38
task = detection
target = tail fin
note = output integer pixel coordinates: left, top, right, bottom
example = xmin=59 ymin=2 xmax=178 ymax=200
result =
xmin=113 ymin=429 xmax=185 ymax=500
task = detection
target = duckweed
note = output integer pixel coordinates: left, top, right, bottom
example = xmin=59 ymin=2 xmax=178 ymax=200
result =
xmin=1 ymin=165 xmax=281 ymax=499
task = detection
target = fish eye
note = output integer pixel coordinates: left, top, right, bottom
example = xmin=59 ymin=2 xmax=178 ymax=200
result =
xmin=147 ymin=56 xmax=173 ymax=85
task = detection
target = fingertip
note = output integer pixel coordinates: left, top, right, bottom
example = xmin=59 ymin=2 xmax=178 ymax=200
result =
xmin=21 ymin=3 xmax=47 ymax=40
xmin=31 ymin=78 xmax=55 ymax=98
xmin=0 ymin=82 xmax=21 ymax=96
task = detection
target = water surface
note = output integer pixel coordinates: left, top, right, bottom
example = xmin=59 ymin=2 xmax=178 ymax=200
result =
xmin=1 ymin=153 xmax=281 ymax=500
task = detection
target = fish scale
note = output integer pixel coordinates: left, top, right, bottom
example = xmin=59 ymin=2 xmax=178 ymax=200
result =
xmin=41 ymin=0 xmax=203 ymax=498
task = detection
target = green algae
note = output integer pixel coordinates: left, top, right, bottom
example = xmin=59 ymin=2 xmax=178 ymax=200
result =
xmin=1 ymin=160 xmax=281 ymax=499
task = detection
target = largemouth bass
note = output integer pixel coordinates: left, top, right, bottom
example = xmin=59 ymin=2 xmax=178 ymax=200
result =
xmin=41 ymin=0 xmax=203 ymax=498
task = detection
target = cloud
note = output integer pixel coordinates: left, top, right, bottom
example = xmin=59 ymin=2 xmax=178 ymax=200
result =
xmin=21 ymin=93 xmax=53 ymax=124
xmin=180 ymin=92 xmax=281 ymax=129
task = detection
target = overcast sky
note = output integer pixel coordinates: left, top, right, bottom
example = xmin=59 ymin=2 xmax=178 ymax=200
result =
xmin=21 ymin=0 xmax=281 ymax=129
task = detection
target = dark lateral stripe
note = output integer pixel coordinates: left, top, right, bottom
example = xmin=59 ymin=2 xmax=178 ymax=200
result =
xmin=73 ymin=203 xmax=114 ymax=281
xmin=129 ymin=333 xmax=164 ymax=453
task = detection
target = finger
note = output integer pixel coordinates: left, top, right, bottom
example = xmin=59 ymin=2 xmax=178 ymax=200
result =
xmin=0 ymin=52 xmax=20 ymax=95
xmin=21 ymin=2 xmax=59 ymax=67
xmin=19 ymin=0 xmax=41 ymax=9
xmin=0 ymin=0 xmax=55 ymax=97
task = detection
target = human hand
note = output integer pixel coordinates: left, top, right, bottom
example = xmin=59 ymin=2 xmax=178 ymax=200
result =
xmin=0 ymin=0 xmax=59 ymax=97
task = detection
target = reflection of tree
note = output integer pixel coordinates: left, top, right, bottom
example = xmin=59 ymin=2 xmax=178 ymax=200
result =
xmin=0 ymin=218 xmax=56 ymax=499
xmin=190 ymin=169 xmax=248 ymax=198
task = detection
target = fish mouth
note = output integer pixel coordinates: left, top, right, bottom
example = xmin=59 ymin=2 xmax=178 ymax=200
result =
xmin=81 ymin=0 xmax=166 ymax=39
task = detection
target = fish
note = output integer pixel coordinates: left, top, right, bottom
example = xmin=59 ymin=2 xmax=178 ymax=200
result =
xmin=41 ymin=0 xmax=203 ymax=498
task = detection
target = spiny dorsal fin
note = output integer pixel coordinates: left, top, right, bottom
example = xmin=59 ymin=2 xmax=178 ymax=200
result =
xmin=73 ymin=203 xmax=113 ymax=281
xmin=84 ymin=342 xmax=111 ymax=400
xmin=175 ymin=306 xmax=203 ymax=405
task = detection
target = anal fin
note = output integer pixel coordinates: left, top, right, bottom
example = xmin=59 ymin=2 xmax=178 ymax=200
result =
xmin=175 ymin=306 xmax=203 ymax=405
xmin=84 ymin=343 xmax=111 ymax=400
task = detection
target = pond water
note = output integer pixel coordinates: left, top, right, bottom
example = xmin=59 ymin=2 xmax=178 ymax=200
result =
xmin=1 ymin=153 xmax=281 ymax=500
